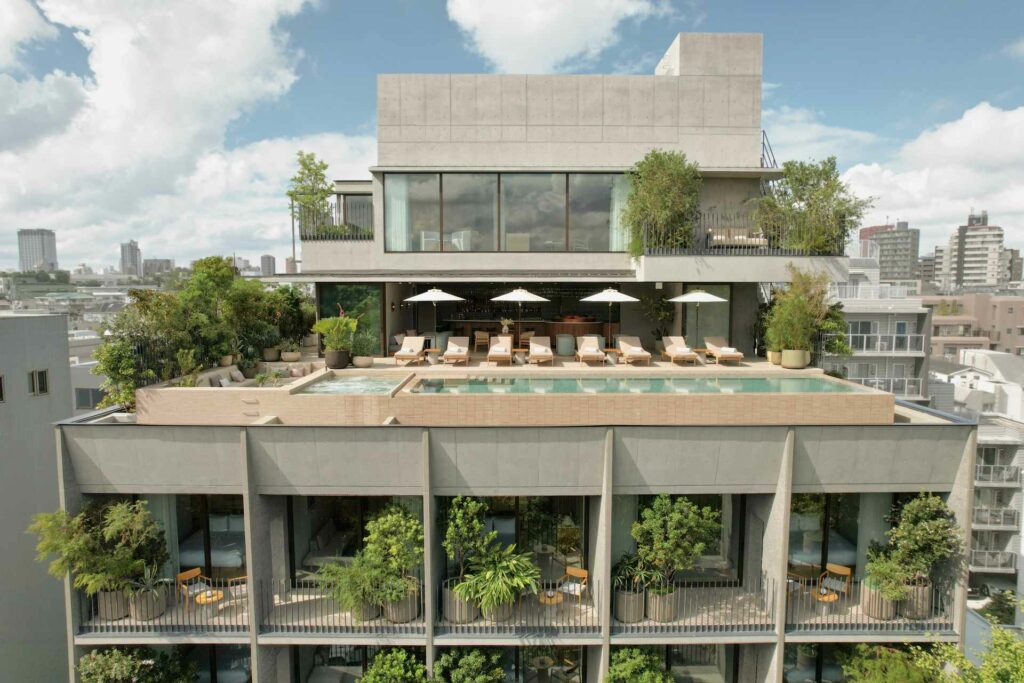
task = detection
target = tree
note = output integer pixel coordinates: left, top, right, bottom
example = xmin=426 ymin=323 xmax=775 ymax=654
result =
xmin=887 ymin=493 xmax=962 ymax=580
xmin=631 ymin=494 xmax=720 ymax=586
xmin=433 ymin=648 xmax=505 ymax=683
xmin=443 ymin=496 xmax=496 ymax=582
xmin=914 ymin=622 xmax=1024 ymax=682
xmin=288 ymin=150 xmax=334 ymax=231
xmin=756 ymin=156 xmax=872 ymax=254
xmin=622 ymin=149 xmax=702 ymax=257
xmin=363 ymin=506 xmax=424 ymax=603
xmin=981 ymin=589 xmax=1018 ymax=625
xmin=78 ymin=647 xmax=196 ymax=683
xmin=360 ymin=649 xmax=430 ymax=683
xmin=606 ymin=648 xmax=673 ymax=683
xmin=841 ymin=645 xmax=933 ymax=683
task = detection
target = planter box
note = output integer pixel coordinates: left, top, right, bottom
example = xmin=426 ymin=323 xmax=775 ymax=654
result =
xmin=352 ymin=356 xmax=373 ymax=369
xmin=483 ymin=601 xmax=514 ymax=622
xmin=218 ymin=355 xmax=233 ymax=367
xmin=352 ymin=602 xmax=381 ymax=622
xmin=614 ymin=589 xmax=645 ymax=623
xmin=859 ymin=581 xmax=898 ymax=620
xmin=129 ymin=587 xmax=168 ymax=621
xmin=262 ymin=347 xmax=280 ymax=362
xmin=384 ymin=582 xmax=420 ymax=624
xmin=325 ymin=349 xmax=350 ymax=369
xmin=96 ymin=590 xmax=129 ymax=620
xmin=901 ymin=582 xmax=933 ymax=620
xmin=442 ymin=580 xmax=479 ymax=624
xmin=767 ymin=350 xmax=782 ymax=365
xmin=645 ymin=588 xmax=679 ymax=623
xmin=781 ymin=349 xmax=810 ymax=369
xmin=280 ymin=351 xmax=302 ymax=362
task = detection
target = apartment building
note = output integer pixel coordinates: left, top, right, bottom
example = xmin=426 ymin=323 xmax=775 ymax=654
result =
xmin=51 ymin=34 xmax=977 ymax=683
xmin=858 ymin=221 xmax=919 ymax=281
xmin=936 ymin=211 xmax=1012 ymax=290
xmin=143 ymin=258 xmax=175 ymax=277
xmin=17 ymin=227 xmax=59 ymax=272
xmin=261 ymin=255 xmax=277 ymax=277
xmin=120 ymin=240 xmax=143 ymax=277
xmin=923 ymin=293 xmax=1024 ymax=358
xmin=0 ymin=313 xmax=71 ymax=681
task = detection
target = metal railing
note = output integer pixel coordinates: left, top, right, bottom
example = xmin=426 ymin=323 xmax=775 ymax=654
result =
xmin=847 ymin=377 xmax=923 ymax=397
xmin=970 ymin=550 xmax=1017 ymax=570
xmin=975 ymin=464 xmax=1021 ymax=484
xmin=825 ymin=333 xmax=926 ymax=354
xmin=77 ymin=578 xmax=250 ymax=635
xmin=829 ymin=284 xmax=911 ymax=300
xmin=610 ymin=577 xmax=775 ymax=635
xmin=435 ymin=580 xmax=601 ymax=636
xmin=293 ymin=197 xmax=374 ymax=242
xmin=786 ymin=576 xmax=953 ymax=634
xmin=973 ymin=507 xmax=1020 ymax=527
xmin=259 ymin=579 xmax=426 ymax=635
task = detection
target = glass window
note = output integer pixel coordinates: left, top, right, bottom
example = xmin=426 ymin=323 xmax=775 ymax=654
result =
xmin=568 ymin=174 xmax=629 ymax=252
xmin=683 ymin=284 xmax=731 ymax=347
xmin=442 ymin=174 xmax=498 ymax=251
xmin=75 ymin=388 xmax=106 ymax=411
xmin=28 ymin=369 xmax=48 ymax=396
xmin=343 ymin=194 xmax=373 ymax=231
xmin=175 ymin=495 xmax=246 ymax=579
xmin=385 ymin=174 xmax=440 ymax=251
xmin=0 ymin=375 xmax=4 ymax=402
xmin=501 ymin=174 xmax=566 ymax=252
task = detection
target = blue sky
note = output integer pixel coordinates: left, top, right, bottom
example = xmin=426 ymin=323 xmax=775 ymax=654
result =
xmin=1 ymin=0 xmax=1023 ymax=270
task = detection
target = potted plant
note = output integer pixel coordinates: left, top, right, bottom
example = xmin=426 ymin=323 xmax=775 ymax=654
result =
xmin=351 ymin=330 xmax=378 ymax=369
xmin=237 ymin=356 xmax=258 ymax=379
xmin=606 ymin=647 xmax=673 ymax=683
xmin=441 ymin=496 xmax=495 ymax=624
xmin=279 ymin=339 xmax=302 ymax=362
xmin=433 ymin=648 xmax=505 ymax=683
xmin=317 ymin=554 xmax=383 ymax=622
xmin=764 ymin=316 xmax=783 ymax=365
xmin=887 ymin=494 xmax=962 ymax=619
xmin=128 ymin=564 xmax=169 ymax=621
xmin=861 ymin=550 xmax=908 ymax=620
xmin=360 ymin=649 xmax=430 ymax=683
xmin=78 ymin=647 xmax=197 ymax=683
xmin=631 ymin=494 xmax=720 ymax=622
xmin=363 ymin=506 xmax=424 ymax=623
xmin=260 ymin=325 xmax=282 ymax=362
xmin=312 ymin=315 xmax=358 ymax=369
xmin=454 ymin=541 xmax=540 ymax=622
xmin=613 ymin=552 xmax=653 ymax=623
xmin=639 ymin=293 xmax=676 ymax=351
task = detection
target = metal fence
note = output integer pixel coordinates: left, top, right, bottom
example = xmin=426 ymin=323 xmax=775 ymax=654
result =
xmin=847 ymin=377 xmax=923 ymax=397
xmin=975 ymin=464 xmax=1021 ymax=485
xmin=294 ymin=197 xmax=374 ymax=242
xmin=434 ymin=580 xmax=601 ymax=637
xmin=824 ymin=333 xmax=926 ymax=355
xmin=974 ymin=507 xmax=1020 ymax=527
xmin=610 ymin=577 xmax=775 ymax=635
xmin=970 ymin=550 xmax=1017 ymax=570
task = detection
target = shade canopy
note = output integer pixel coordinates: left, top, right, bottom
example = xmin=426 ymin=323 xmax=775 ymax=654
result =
xmin=404 ymin=288 xmax=465 ymax=303
xmin=580 ymin=288 xmax=639 ymax=304
xmin=491 ymin=288 xmax=550 ymax=303
xmin=668 ymin=289 xmax=728 ymax=304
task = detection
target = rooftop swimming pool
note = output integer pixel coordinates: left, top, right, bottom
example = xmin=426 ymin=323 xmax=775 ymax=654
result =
xmin=298 ymin=375 xmax=399 ymax=395
xmin=408 ymin=376 xmax=861 ymax=395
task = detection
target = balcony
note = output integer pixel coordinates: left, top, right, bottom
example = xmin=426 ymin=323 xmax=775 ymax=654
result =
xmin=973 ymin=507 xmax=1020 ymax=529
xmin=847 ymin=377 xmax=923 ymax=398
xmin=970 ymin=550 xmax=1017 ymax=572
xmin=610 ymin=578 xmax=776 ymax=636
xmin=294 ymin=197 xmax=373 ymax=242
xmin=829 ymin=284 xmax=910 ymax=300
xmin=975 ymin=464 xmax=1021 ymax=486
xmin=826 ymin=333 xmax=925 ymax=356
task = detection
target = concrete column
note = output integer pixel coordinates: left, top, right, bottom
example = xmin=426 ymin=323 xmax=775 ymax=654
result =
xmin=947 ymin=426 xmax=978 ymax=647
xmin=766 ymin=428 xmax=795 ymax=683
xmin=421 ymin=429 xmax=436 ymax=673
xmin=595 ymin=428 xmax=614 ymax=683
xmin=56 ymin=427 xmax=84 ymax=683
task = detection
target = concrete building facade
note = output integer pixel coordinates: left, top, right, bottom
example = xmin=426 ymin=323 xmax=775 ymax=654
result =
xmin=923 ymin=293 xmax=1024 ymax=358
xmin=859 ymin=221 xmax=919 ymax=282
xmin=120 ymin=240 xmax=142 ymax=277
xmin=261 ymin=255 xmax=277 ymax=277
xmin=142 ymin=258 xmax=175 ymax=277
xmin=18 ymin=228 xmax=59 ymax=272
xmin=937 ymin=211 xmax=1012 ymax=290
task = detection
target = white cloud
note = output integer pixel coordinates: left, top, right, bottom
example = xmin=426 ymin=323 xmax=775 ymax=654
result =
xmin=843 ymin=102 xmax=1024 ymax=252
xmin=446 ymin=0 xmax=674 ymax=73
xmin=0 ymin=0 xmax=59 ymax=70
xmin=0 ymin=0 xmax=378 ymax=270
xmin=1003 ymin=37 xmax=1024 ymax=60
xmin=763 ymin=106 xmax=883 ymax=165
xmin=0 ymin=70 xmax=88 ymax=150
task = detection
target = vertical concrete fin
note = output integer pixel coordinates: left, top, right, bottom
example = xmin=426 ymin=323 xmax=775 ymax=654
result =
xmin=948 ymin=426 xmax=977 ymax=647
xmin=767 ymin=428 xmax=795 ymax=683
xmin=597 ymin=427 xmax=614 ymax=682
xmin=421 ymin=428 xmax=436 ymax=672
xmin=56 ymin=426 xmax=81 ymax=682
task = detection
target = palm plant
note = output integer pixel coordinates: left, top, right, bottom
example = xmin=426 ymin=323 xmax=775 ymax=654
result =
xmin=454 ymin=541 xmax=540 ymax=617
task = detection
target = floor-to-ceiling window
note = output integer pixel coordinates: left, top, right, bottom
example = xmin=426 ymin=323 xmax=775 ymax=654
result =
xmin=568 ymin=174 xmax=630 ymax=252
xmin=384 ymin=173 xmax=441 ymax=251
xmin=175 ymin=495 xmax=246 ymax=579
xmin=782 ymin=643 xmax=859 ymax=682
xmin=442 ymin=173 xmax=498 ymax=251
xmin=501 ymin=173 xmax=567 ymax=252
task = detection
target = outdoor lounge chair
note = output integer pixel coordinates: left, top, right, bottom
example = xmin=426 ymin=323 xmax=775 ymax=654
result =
xmin=487 ymin=335 xmax=513 ymax=365
xmin=442 ymin=336 xmax=470 ymax=365
xmin=617 ymin=336 xmax=652 ymax=365
xmin=575 ymin=336 xmax=606 ymax=364
xmin=662 ymin=335 xmax=700 ymax=365
xmin=528 ymin=336 xmax=554 ymax=365
xmin=394 ymin=336 xmax=425 ymax=365
xmin=704 ymin=336 xmax=744 ymax=365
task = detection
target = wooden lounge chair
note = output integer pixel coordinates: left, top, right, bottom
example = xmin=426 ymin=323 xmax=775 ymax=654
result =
xmin=704 ymin=336 xmax=744 ymax=365
xmin=617 ymin=335 xmax=652 ymax=365
xmin=575 ymin=336 xmax=606 ymax=364
xmin=394 ymin=336 xmax=425 ymax=365
xmin=528 ymin=336 xmax=554 ymax=365
xmin=487 ymin=335 xmax=513 ymax=365
xmin=662 ymin=335 xmax=700 ymax=365
xmin=442 ymin=336 xmax=470 ymax=365
xmin=473 ymin=330 xmax=490 ymax=353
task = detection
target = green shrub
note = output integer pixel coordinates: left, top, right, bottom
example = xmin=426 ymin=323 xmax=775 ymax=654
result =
xmin=622 ymin=149 xmax=702 ymax=257
xmin=78 ymin=647 xmax=196 ymax=683
xmin=453 ymin=542 xmax=540 ymax=615
xmin=631 ymin=494 xmax=720 ymax=588
xmin=606 ymin=648 xmax=673 ymax=683
xmin=433 ymin=648 xmax=505 ymax=683
xmin=360 ymin=649 xmax=430 ymax=683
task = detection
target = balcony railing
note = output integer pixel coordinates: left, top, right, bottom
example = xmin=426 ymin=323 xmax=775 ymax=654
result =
xmin=435 ymin=580 xmax=602 ymax=637
xmin=259 ymin=579 xmax=426 ymax=636
xmin=975 ymin=464 xmax=1021 ymax=485
xmin=294 ymin=198 xmax=373 ymax=242
xmin=610 ymin=578 xmax=776 ymax=635
xmin=786 ymin=576 xmax=953 ymax=634
xmin=825 ymin=333 xmax=925 ymax=355
xmin=77 ymin=578 xmax=250 ymax=636
xmin=973 ymin=507 xmax=1020 ymax=527
xmin=970 ymin=550 xmax=1017 ymax=570
xmin=829 ymin=284 xmax=911 ymax=300
xmin=847 ymin=377 xmax=923 ymax=397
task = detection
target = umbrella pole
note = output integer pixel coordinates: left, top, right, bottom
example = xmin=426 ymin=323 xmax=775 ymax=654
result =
xmin=695 ymin=302 xmax=700 ymax=349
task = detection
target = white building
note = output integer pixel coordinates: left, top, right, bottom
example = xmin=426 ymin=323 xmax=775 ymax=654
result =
xmin=261 ymin=254 xmax=277 ymax=276
xmin=119 ymin=240 xmax=142 ymax=277
xmin=937 ymin=211 xmax=1012 ymax=290
xmin=17 ymin=228 xmax=58 ymax=272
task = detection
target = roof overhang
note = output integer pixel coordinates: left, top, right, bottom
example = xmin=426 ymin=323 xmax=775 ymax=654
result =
xmin=367 ymin=166 xmax=783 ymax=179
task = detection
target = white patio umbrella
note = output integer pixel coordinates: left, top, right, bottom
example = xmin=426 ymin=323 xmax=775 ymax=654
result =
xmin=580 ymin=288 xmax=639 ymax=341
xmin=668 ymin=289 xmax=728 ymax=347
xmin=404 ymin=288 xmax=465 ymax=338
xmin=491 ymin=288 xmax=549 ymax=337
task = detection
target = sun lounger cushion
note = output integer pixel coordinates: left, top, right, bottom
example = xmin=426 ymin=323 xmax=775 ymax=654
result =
xmin=721 ymin=347 xmax=737 ymax=353
xmin=229 ymin=369 xmax=246 ymax=382
xmin=491 ymin=344 xmax=507 ymax=354
xmin=400 ymin=344 xmax=418 ymax=355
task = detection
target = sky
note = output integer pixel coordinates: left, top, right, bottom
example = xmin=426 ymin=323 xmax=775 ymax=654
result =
xmin=1 ymin=0 xmax=1023 ymax=271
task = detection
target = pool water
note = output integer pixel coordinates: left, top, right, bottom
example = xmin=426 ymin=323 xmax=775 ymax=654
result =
xmin=409 ymin=376 xmax=860 ymax=395
xmin=299 ymin=376 xmax=399 ymax=395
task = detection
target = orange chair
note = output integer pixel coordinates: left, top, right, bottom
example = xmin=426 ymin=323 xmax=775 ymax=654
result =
xmin=557 ymin=566 xmax=590 ymax=605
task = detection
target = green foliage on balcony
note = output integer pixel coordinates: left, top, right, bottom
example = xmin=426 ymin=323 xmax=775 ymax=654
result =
xmin=78 ymin=647 xmax=196 ymax=683
xmin=622 ymin=149 xmax=703 ymax=258
xmin=607 ymin=648 xmax=673 ymax=683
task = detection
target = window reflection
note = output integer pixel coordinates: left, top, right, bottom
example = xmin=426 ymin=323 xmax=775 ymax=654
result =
xmin=501 ymin=174 xmax=567 ymax=252
xmin=384 ymin=173 xmax=440 ymax=251
xmin=568 ymin=174 xmax=629 ymax=252
xmin=442 ymin=174 xmax=498 ymax=251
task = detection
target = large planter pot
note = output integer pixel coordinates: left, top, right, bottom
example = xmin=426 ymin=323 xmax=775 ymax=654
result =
xmin=262 ymin=347 xmax=280 ymax=362
xmin=442 ymin=579 xmax=480 ymax=624
xmin=614 ymin=589 xmax=645 ymax=623
xmin=645 ymin=587 xmax=679 ymax=623
xmin=781 ymin=349 xmax=810 ymax=369
xmin=325 ymin=349 xmax=350 ymax=369
xmin=240 ymin=366 xmax=258 ymax=379
xmin=901 ymin=581 xmax=933 ymax=619
xmin=218 ymin=355 xmax=233 ymax=367
xmin=280 ymin=351 xmax=302 ymax=362
xmin=352 ymin=602 xmax=382 ymax=622
xmin=352 ymin=356 xmax=373 ymax=369
xmin=384 ymin=582 xmax=420 ymax=624
xmin=96 ymin=590 xmax=129 ymax=620
xmin=129 ymin=587 xmax=167 ymax=621
xmin=767 ymin=350 xmax=782 ymax=365
xmin=482 ymin=601 xmax=515 ymax=622
xmin=859 ymin=581 xmax=898 ymax=620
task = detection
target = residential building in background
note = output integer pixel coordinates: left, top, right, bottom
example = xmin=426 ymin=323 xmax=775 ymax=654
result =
xmin=0 ymin=313 xmax=70 ymax=681
xmin=285 ymin=255 xmax=297 ymax=274
xmin=17 ymin=228 xmax=58 ymax=272
xmin=261 ymin=254 xmax=277 ymax=276
xmin=919 ymin=254 xmax=937 ymax=286
xmin=119 ymin=240 xmax=142 ymax=277
xmin=923 ymin=293 xmax=1024 ymax=358
xmin=936 ymin=211 xmax=1012 ymax=290
xmin=142 ymin=258 xmax=175 ymax=277
xmin=858 ymin=221 xmax=920 ymax=281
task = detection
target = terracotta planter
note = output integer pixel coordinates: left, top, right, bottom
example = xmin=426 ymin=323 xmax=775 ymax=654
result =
xmin=442 ymin=579 xmax=479 ymax=624
xmin=96 ymin=590 xmax=129 ymax=620
xmin=218 ymin=355 xmax=233 ymax=367
xmin=614 ymin=589 xmax=645 ymax=623
xmin=262 ymin=347 xmax=280 ymax=362
xmin=352 ymin=356 xmax=373 ymax=369
xmin=645 ymin=587 xmax=679 ymax=623
xmin=384 ymin=582 xmax=420 ymax=623
xmin=859 ymin=580 xmax=898 ymax=620
xmin=325 ymin=349 xmax=350 ymax=369
xmin=129 ymin=586 xmax=167 ymax=621
xmin=482 ymin=601 xmax=514 ymax=622
xmin=767 ymin=350 xmax=782 ymax=365
xmin=781 ymin=349 xmax=810 ymax=369
xmin=280 ymin=351 xmax=302 ymax=362
xmin=901 ymin=581 xmax=933 ymax=619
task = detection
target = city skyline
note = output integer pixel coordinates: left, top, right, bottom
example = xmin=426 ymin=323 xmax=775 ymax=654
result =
xmin=1 ymin=0 xmax=1023 ymax=270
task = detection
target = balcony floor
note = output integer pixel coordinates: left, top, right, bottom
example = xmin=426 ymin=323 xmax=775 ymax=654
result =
xmin=263 ymin=587 xmax=425 ymax=635
xmin=612 ymin=586 xmax=774 ymax=635
xmin=79 ymin=598 xmax=249 ymax=636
